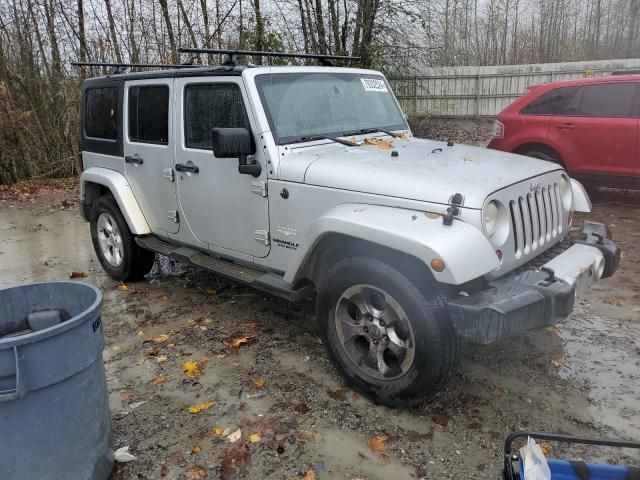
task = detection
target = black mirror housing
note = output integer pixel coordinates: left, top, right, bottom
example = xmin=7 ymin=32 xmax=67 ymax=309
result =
xmin=211 ymin=128 xmax=255 ymax=159
xmin=211 ymin=127 xmax=261 ymax=177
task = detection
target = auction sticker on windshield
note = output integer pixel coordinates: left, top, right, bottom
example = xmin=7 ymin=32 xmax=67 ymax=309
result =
xmin=361 ymin=78 xmax=388 ymax=92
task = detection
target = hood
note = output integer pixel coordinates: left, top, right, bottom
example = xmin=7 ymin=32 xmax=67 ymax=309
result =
xmin=279 ymin=137 xmax=562 ymax=208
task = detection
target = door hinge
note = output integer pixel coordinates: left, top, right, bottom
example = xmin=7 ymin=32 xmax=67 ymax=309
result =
xmin=250 ymin=180 xmax=268 ymax=197
xmin=254 ymin=229 xmax=270 ymax=246
xmin=168 ymin=210 xmax=179 ymax=223
xmin=163 ymin=168 xmax=175 ymax=182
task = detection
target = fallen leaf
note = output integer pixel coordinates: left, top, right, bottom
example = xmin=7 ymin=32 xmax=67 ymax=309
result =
xmin=220 ymin=443 xmax=250 ymax=477
xmin=184 ymin=465 xmax=207 ymax=480
xmin=224 ymin=333 xmax=254 ymax=350
xmin=192 ymin=445 xmax=201 ymax=455
xmin=490 ymin=386 xmax=503 ymax=397
xmin=363 ymin=137 xmax=393 ymax=149
xmin=120 ymin=388 xmax=135 ymax=402
xmin=467 ymin=422 xmax=482 ymax=430
xmin=155 ymin=354 xmax=168 ymax=363
xmin=212 ymin=353 xmax=226 ymax=360
xmin=227 ymin=428 xmax=242 ymax=442
xmin=137 ymin=330 xmax=144 ymax=337
xmin=69 ymin=271 xmax=87 ymax=278
xmin=302 ymin=470 xmax=317 ymax=480
xmin=152 ymin=374 xmax=167 ymax=385
xmin=540 ymin=441 xmax=553 ymax=455
xmin=116 ymin=283 xmax=136 ymax=293
xmin=252 ymin=378 xmax=267 ymax=389
xmin=158 ymin=295 xmax=169 ymax=302
xmin=186 ymin=401 xmax=215 ymax=414
xmin=602 ymin=297 xmax=625 ymax=306
xmin=551 ymin=355 xmax=566 ymax=368
xmin=182 ymin=361 xmax=202 ymax=379
xmin=212 ymin=426 xmax=231 ymax=437
xmin=545 ymin=326 xmax=562 ymax=337
xmin=368 ymin=435 xmax=388 ymax=453
xmin=248 ymin=432 xmax=262 ymax=443
xmin=145 ymin=333 xmax=170 ymax=343
xmin=242 ymin=321 xmax=261 ymax=330
xmin=114 ymin=446 xmax=137 ymax=463
xmin=160 ymin=464 xmax=169 ymax=476
xmin=432 ymin=414 xmax=450 ymax=427
xmin=205 ymin=288 xmax=218 ymax=295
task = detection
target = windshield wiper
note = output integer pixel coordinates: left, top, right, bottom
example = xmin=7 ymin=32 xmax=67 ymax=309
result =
xmin=285 ymin=134 xmax=359 ymax=147
xmin=355 ymin=127 xmax=402 ymax=138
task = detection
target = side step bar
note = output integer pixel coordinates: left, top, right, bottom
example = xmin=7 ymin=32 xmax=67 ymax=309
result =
xmin=135 ymin=236 xmax=312 ymax=302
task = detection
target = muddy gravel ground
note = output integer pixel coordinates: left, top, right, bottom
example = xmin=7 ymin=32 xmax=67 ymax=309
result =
xmin=1 ymin=181 xmax=639 ymax=480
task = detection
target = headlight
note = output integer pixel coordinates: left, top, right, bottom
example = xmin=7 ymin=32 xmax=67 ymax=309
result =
xmin=483 ymin=200 xmax=510 ymax=246
xmin=485 ymin=201 xmax=499 ymax=236
xmin=559 ymin=174 xmax=572 ymax=209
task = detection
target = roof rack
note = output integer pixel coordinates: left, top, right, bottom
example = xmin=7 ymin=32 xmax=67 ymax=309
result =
xmin=178 ymin=48 xmax=360 ymax=67
xmin=71 ymin=61 xmax=201 ymax=74
xmin=611 ymin=70 xmax=640 ymax=75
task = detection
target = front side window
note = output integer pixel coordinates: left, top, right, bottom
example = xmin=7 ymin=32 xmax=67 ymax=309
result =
xmin=85 ymin=87 xmax=118 ymax=139
xmin=255 ymin=73 xmax=407 ymax=144
xmin=520 ymin=86 xmax=577 ymax=116
xmin=570 ymin=83 xmax=636 ymax=118
xmin=128 ymin=85 xmax=169 ymax=144
xmin=184 ymin=83 xmax=250 ymax=150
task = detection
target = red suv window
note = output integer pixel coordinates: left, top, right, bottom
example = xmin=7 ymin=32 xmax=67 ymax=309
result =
xmin=520 ymin=86 xmax=578 ymax=116
xmin=561 ymin=83 xmax=637 ymax=118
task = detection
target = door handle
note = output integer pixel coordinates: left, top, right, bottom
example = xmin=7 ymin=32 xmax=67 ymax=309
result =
xmin=555 ymin=123 xmax=576 ymax=130
xmin=175 ymin=163 xmax=199 ymax=174
xmin=125 ymin=155 xmax=144 ymax=164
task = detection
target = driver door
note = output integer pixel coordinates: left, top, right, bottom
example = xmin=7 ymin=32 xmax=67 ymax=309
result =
xmin=174 ymin=77 xmax=270 ymax=258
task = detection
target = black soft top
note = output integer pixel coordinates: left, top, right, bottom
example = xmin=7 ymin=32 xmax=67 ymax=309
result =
xmin=82 ymin=65 xmax=245 ymax=85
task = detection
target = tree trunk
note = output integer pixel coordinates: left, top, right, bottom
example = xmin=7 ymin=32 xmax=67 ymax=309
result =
xmin=158 ymin=0 xmax=178 ymax=63
xmin=104 ymin=0 xmax=123 ymax=63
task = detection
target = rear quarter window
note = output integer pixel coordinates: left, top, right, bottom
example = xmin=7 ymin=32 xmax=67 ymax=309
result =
xmin=520 ymin=86 xmax=577 ymax=116
xmin=85 ymin=87 xmax=118 ymax=139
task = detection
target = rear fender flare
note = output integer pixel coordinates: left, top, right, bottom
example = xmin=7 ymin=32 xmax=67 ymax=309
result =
xmin=285 ymin=204 xmax=500 ymax=286
xmin=80 ymin=167 xmax=151 ymax=235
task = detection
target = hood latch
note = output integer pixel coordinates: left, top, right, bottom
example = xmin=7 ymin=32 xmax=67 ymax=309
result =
xmin=443 ymin=193 xmax=464 ymax=226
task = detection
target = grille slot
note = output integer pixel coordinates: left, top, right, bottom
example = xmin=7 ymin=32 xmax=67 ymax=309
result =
xmin=509 ymin=182 xmax=564 ymax=259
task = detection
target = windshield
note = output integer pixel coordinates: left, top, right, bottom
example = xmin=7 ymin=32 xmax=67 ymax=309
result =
xmin=254 ymin=72 xmax=408 ymax=145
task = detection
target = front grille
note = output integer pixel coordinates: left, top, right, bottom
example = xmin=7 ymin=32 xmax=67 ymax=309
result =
xmin=508 ymin=183 xmax=565 ymax=259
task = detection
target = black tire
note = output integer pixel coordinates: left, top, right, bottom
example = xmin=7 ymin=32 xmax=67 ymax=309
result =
xmin=90 ymin=195 xmax=155 ymax=281
xmin=316 ymin=256 xmax=463 ymax=407
xmin=522 ymin=148 xmax=563 ymax=166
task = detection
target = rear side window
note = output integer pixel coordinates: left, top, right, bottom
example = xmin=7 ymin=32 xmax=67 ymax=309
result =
xmin=128 ymin=86 xmax=169 ymax=144
xmin=184 ymin=84 xmax=250 ymax=150
xmin=85 ymin=87 xmax=118 ymax=139
xmin=570 ymin=83 xmax=636 ymax=118
xmin=521 ymin=87 xmax=577 ymax=115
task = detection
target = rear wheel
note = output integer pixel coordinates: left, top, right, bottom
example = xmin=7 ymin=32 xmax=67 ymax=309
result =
xmin=90 ymin=195 xmax=155 ymax=281
xmin=316 ymin=256 xmax=463 ymax=407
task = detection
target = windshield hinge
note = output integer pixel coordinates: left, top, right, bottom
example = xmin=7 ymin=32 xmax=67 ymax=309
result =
xmin=254 ymin=229 xmax=270 ymax=245
xmin=443 ymin=193 xmax=464 ymax=226
xmin=251 ymin=180 xmax=268 ymax=197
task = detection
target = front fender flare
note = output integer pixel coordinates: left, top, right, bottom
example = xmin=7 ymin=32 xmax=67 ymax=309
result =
xmin=80 ymin=167 xmax=151 ymax=235
xmin=284 ymin=204 xmax=500 ymax=286
xmin=570 ymin=178 xmax=591 ymax=213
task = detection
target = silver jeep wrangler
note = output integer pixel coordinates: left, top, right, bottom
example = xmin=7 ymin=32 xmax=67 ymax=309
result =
xmin=78 ymin=55 xmax=620 ymax=406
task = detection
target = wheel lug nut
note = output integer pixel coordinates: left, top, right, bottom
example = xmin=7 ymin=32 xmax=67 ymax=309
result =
xmin=364 ymin=313 xmax=372 ymax=321
xmin=363 ymin=326 xmax=369 ymax=333
xmin=372 ymin=339 xmax=378 ymax=345
xmin=383 ymin=335 xmax=389 ymax=343
xmin=379 ymin=320 xmax=385 ymax=327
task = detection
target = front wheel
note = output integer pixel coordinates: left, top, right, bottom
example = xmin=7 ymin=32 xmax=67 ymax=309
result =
xmin=316 ymin=257 xmax=463 ymax=407
xmin=90 ymin=195 xmax=155 ymax=281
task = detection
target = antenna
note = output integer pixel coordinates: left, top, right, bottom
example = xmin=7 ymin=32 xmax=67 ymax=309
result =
xmin=178 ymin=48 xmax=360 ymax=67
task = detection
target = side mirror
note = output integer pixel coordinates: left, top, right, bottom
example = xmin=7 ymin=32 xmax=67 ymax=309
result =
xmin=211 ymin=128 xmax=261 ymax=177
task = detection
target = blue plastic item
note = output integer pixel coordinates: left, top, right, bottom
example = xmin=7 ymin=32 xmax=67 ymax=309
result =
xmin=0 ymin=281 xmax=113 ymax=480
xmin=519 ymin=459 xmax=632 ymax=479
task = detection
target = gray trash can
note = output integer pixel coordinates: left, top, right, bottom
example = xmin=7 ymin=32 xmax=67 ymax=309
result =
xmin=0 ymin=281 xmax=113 ymax=480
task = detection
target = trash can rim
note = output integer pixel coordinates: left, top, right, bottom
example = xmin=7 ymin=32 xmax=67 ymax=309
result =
xmin=0 ymin=281 xmax=103 ymax=348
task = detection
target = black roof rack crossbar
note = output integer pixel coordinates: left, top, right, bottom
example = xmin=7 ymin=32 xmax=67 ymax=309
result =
xmin=178 ymin=48 xmax=360 ymax=66
xmin=71 ymin=61 xmax=201 ymax=74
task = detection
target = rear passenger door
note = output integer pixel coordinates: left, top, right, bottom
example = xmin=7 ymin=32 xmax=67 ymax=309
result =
xmin=548 ymin=82 xmax=638 ymax=177
xmin=124 ymin=79 xmax=179 ymax=235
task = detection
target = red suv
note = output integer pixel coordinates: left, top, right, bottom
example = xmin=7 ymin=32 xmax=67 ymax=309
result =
xmin=488 ymin=75 xmax=640 ymax=189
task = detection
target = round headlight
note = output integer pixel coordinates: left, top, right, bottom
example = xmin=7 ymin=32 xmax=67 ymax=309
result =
xmin=559 ymin=174 xmax=572 ymax=209
xmin=483 ymin=200 xmax=510 ymax=246
xmin=485 ymin=200 xmax=499 ymax=237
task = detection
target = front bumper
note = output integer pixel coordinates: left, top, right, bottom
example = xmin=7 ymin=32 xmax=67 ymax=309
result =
xmin=446 ymin=222 xmax=620 ymax=344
